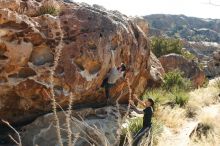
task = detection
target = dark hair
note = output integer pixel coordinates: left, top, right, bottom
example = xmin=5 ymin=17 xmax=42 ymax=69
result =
xmin=120 ymin=63 xmax=126 ymax=71
xmin=147 ymin=98 xmax=154 ymax=108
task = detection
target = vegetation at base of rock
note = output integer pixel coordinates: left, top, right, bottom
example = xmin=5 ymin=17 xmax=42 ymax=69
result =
xmin=120 ymin=117 xmax=163 ymax=145
xmin=162 ymin=70 xmax=192 ymax=91
xmin=35 ymin=0 xmax=60 ymax=16
xmin=144 ymin=88 xmax=189 ymax=107
xmin=142 ymin=71 xmax=191 ymax=108
xmin=123 ymin=117 xmax=143 ymax=134
xmin=151 ymin=37 xmax=183 ymax=57
xmin=36 ymin=5 xmax=60 ymax=16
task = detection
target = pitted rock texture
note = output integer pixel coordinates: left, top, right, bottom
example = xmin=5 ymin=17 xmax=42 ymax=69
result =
xmin=159 ymin=53 xmax=205 ymax=87
xmin=0 ymin=0 xmax=163 ymax=124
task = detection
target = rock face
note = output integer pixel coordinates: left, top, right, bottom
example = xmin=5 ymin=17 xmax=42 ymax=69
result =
xmin=21 ymin=106 xmax=127 ymax=146
xmin=182 ymin=41 xmax=220 ymax=78
xmin=159 ymin=53 xmax=205 ymax=87
xmin=0 ymin=0 xmax=163 ymax=125
xmin=205 ymin=50 xmax=220 ymax=77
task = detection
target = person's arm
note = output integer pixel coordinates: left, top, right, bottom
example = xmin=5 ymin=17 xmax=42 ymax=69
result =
xmin=111 ymin=50 xmax=116 ymax=67
xmin=133 ymin=94 xmax=146 ymax=107
xmin=129 ymin=100 xmax=144 ymax=114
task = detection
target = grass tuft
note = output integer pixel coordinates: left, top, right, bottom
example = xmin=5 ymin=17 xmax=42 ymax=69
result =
xmin=35 ymin=0 xmax=60 ymax=16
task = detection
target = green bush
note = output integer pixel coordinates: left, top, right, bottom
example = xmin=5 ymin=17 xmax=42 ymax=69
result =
xmin=144 ymin=88 xmax=189 ymax=107
xmin=120 ymin=117 xmax=163 ymax=145
xmin=143 ymin=89 xmax=175 ymax=105
xmin=162 ymin=70 xmax=192 ymax=91
xmin=151 ymin=37 xmax=183 ymax=57
xmin=122 ymin=117 xmax=143 ymax=135
xmin=181 ymin=49 xmax=196 ymax=60
xmin=173 ymin=90 xmax=189 ymax=107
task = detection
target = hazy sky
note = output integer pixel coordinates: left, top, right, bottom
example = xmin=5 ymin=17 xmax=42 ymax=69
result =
xmin=74 ymin=0 xmax=220 ymax=19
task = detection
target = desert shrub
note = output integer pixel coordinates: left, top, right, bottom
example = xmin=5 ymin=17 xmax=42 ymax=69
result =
xmin=190 ymin=114 xmax=220 ymax=145
xmin=185 ymin=104 xmax=198 ymax=118
xmin=143 ymin=89 xmax=175 ymax=106
xmin=202 ymin=77 xmax=209 ymax=88
xmin=37 ymin=5 xmax=59 ymax=16
xmin=144 ymin=88 xmax=189 ymax=107
xmin=181 ymin=49 xmax=196 ymax=60
xmin=173 ymin=90 xmax=189 ymax=107
xmin=151 ymin=37 xmax=183 ymax=57
xmin=120 ymin=117 xmax=163 ymax=146
xmin=122 ymin=117 xmax=143 ymax=135
xmin=193 ymin=123 xmax=214 ymax=139
xmin=214 ymin=77 xmax=220 ymax=89
xmin=162 ymin=70 xmax=192 ymax=91
xmin=36 ymin=0 xmax=60 ymax=16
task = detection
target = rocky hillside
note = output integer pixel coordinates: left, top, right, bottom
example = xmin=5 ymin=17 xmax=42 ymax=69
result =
xmin=144 ymin=14 xmax=220 ymax=43
xmin=145 ymin=14 xmax=220 ymax=78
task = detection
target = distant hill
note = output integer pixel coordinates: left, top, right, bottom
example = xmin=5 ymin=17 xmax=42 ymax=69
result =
xmin=144 ymin=14 xmax=220 ymax=43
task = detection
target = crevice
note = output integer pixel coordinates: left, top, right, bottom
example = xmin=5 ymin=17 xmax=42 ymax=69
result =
xmin=8 ymin=67 xmax=37 ymax=78
xmin=18 ymin=67 xmax=37 ymax=78
xmin=0 ymin=21 xmax=28 ymax=30
xmin=29 ymin=46 xmax=54 ymax=66
xmin=0 ymin=55 xmax=8 ymax=60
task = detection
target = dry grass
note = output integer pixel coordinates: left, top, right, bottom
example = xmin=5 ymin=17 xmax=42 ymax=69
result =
xmin=36 ymin=0 xmax=60 ymax=16
xmin=185 ymin=103 xmax=200 ymax=119
xmin=214 ymin=77 xmax=220 ymax=89
xmin=188 ymin=85 xmax=219 ymax=108
xmin=155 ymin=106 xmax=186 ymax=131
xmin=188 ymin=81 xmax=220 ymax=146
xmin=190 ymin=114 xmax=220 ymax=146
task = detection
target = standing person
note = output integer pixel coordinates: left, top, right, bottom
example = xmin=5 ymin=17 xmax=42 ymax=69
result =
xmin=129 ymin=95 xmax=154 ymax=146
xmin=102 ymin=50 xmax=126 ymax=105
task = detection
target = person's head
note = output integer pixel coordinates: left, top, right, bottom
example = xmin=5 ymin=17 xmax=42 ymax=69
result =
xmin=118 ymin=63 xmax=126 ymax=72
xmin=145 ymin=98 xmax=154 ymax=108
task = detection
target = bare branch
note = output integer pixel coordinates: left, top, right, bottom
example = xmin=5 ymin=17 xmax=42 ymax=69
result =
xmin=2 ymin=120 xmax=22 ymax=146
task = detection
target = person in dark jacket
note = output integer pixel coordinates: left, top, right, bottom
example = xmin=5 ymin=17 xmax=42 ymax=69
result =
xmin=129 ymin=95 xmax=154 ymax=146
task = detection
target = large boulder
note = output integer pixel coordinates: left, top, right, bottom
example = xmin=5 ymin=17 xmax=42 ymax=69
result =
xmin=20 ymin=106 xmax=128 ymax=146
xmin=159 ymin=53 xmax=205 ymax=87
xmin=0 ymin=0 xmax=163 ymax=125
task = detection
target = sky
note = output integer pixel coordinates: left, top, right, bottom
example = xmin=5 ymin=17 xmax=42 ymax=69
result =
xmin=74 ymin=0 xmax=220 ymax=19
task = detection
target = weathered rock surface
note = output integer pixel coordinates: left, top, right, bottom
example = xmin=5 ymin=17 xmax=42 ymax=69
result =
xmin=205 ymin=50 xmax=220 ymax=77
xmin=159 ymin=53 xmax=205 ymax=87
xmin=181 ymin=41 xmax=220 ymax=78
xmin=21 ymin=106 xmax=128 ymax=146
xmin=0 ymin=0 xmax=163 ymax=125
